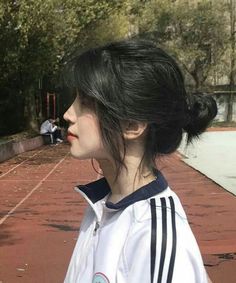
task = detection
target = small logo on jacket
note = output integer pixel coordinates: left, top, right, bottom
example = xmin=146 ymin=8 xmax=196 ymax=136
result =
xmin=92 ymin=272 xmax=110 ymax=283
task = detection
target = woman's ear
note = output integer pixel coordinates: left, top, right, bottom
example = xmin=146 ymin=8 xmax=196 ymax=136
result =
xmin=122 ymin=121 xmax=148 ymax=140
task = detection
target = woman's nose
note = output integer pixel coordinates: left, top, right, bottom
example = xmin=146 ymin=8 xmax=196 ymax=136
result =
xmin=63 ymin=107 xmax=72 ymax=123
xmin=63 ymin=105 xmax=77 ymax=124
xmin=63 ymin=110 xmax=69 ymax=122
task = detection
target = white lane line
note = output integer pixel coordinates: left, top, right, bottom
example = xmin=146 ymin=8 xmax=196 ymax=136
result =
xmin=0 ymin=152 xmax=69 ymax=225
xmin=0 ymin=148 xmax=46 ymax=179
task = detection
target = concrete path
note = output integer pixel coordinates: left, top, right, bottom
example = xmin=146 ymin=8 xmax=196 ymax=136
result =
xmin=178 ymin=129 xmax=236 ymax=195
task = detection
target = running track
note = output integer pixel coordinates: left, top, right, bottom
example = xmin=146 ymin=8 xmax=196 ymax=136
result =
xmin=0 ymin=143 xmax=235 ymax=282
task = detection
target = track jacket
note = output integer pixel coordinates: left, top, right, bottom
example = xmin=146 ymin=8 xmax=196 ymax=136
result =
xmin=64 ymin=170 xmax=208 ymax=283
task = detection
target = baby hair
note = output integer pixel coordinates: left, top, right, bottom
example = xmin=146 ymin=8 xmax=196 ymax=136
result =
xmin=64 ymin=38 xmax=217 ymax=179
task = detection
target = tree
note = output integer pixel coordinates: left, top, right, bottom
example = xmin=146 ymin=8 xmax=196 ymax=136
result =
xmin=136 ymin=0 xmax=228 ymax=91
xmin=228 ymin=0 xmax=236 ymax=122
xmin=75 ymin=7 xmax=131 ymax=49
xmin=0 ymin=0 xmax=125 ymax=134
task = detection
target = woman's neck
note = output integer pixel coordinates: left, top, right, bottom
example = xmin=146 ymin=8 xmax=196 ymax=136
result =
xmin=97 ymin=155 xmax=156 ymax=204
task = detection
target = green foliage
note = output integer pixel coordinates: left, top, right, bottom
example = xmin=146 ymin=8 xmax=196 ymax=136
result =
xmin=0 ymin=0 xmax=234 ymax=133
xmin=0 ymin=0 xmax=125 ymax=134
xmin=172 ymin=0 xmax=228 ymax=88
xmin=0 ymin=0 xmax=124 ymax=86
xmin=76 ymin=8 xmax=130 ymax=49
xmin=137 ymin=0 xmax=229 ymax=89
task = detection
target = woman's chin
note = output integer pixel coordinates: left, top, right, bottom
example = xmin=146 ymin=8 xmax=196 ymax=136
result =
xmin=69 ymin=149 xmax=89 ymax=160
xmin=69 ymin=146 xmax=108 ymax=161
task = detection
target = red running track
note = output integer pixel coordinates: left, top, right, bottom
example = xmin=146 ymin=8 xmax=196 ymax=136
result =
xmin=0 ymin=143 xmax=235 ymax=283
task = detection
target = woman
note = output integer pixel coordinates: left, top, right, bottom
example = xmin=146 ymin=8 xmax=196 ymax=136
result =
xmin=63 ymin=39 xmax=216 ymax=283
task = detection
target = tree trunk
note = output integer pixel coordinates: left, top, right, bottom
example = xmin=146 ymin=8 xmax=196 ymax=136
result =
xmin=227 ymin=0 xmax=236 ymax=122
xmin=191 ymin=72 xmax=201 ymax=92
xmin=24 ymin=86 xmax=39 ymax=132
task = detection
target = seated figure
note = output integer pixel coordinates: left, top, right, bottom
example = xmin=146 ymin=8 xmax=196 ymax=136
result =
xmin=40 ymin=117 xmax=63 ymax=144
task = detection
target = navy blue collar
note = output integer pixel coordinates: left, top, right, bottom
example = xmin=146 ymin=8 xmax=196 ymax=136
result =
xmin=77 ymin=170 xmax=168 ymax=210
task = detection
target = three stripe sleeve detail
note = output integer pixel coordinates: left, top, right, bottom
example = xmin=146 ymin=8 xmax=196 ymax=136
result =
xmin=167 ymin=197 xmax=177 ymax=283
xmin=157 ymin=198 xmax=167 ymax=283
xmin=150 ymin=199 xmax=157 ymax=283
xmin=150 ymin=196 xmax=177 ymax=283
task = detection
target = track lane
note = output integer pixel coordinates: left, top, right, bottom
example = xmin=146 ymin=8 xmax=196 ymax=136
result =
xmin=0 ymin=152 xmax=69 ymax=225
xmin=0 ymin=144 xmax=98 ymax=283
xmin=0 ymin=149 xmax=47 ymax=179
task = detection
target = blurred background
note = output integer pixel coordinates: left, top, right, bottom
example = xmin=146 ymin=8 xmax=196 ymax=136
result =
xmin=0 ymin=0 xmax=236 ymax=138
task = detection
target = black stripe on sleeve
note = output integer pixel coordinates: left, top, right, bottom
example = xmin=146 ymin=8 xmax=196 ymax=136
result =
xmin=150 ymin=198 xmax=157 ymax=283
xmin=157 ymin=197 xmax=167 ymax=283
xmin=167 ymin=196 xmax=177 ymax=283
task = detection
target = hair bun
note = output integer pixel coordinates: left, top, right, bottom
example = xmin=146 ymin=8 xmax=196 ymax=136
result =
xmin=184 ymin=93 xmax=217 ymax=142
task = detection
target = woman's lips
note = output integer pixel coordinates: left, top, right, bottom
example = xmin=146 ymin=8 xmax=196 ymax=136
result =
xmin=67 ymin=132 xmax=78 ymax=142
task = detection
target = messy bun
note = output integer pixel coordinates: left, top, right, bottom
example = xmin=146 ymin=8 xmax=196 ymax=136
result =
xmin=184 ymin=93 xmax=218 ymax=142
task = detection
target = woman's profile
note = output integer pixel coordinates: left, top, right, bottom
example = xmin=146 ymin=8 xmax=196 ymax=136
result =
xmin=63 ymin=39 xmax=217 ymax=283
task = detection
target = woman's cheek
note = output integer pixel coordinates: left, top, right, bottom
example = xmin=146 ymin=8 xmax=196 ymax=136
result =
xmin=79 ymin=115 xmax=101 ymax=140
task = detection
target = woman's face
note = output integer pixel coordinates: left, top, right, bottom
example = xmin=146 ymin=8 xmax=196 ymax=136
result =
xmin=63 ymin=94 xmax=109 ymax=161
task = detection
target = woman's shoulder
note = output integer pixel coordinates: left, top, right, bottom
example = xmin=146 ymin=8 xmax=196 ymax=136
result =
xmin=132 ymin=186 xmax=188 ymax=223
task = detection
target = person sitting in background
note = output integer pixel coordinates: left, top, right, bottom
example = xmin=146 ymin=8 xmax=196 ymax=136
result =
xmin=40 ymin=117 xmax=63 ymax=144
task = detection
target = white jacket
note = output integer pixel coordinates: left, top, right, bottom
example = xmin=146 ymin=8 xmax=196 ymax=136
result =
xmin=64 ymin=171 xmax=207 ymax=283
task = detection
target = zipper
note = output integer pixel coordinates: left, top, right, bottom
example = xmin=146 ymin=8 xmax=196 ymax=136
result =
xmin=93 ymin=200 xmax=107 ymax=236
xmin=93 ymin=221 xmax=100 ymax=236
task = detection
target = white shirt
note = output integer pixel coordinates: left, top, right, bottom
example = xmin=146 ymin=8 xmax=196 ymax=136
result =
xmin=64 ymin=171 xmax=208 ymax=283
xmin=40 ymin=120 xmax=57 ymax=134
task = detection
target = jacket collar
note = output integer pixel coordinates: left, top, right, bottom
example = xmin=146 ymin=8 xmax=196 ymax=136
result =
xmin=75 ymin=170 xmax=168 ymax=210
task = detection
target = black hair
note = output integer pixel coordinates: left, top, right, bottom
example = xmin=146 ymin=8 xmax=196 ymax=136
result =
xmin=64 ymin=39 xmax=217 ymax=180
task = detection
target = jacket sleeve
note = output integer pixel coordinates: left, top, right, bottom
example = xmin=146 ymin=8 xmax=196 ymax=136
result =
xmin=122 ymin=198 xmax=208 ymax=283
xmin=50 ymin=124 xmax=57 ymax=132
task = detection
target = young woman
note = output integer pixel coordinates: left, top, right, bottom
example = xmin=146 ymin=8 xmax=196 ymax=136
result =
xmin=63 ymin=39 xmax=217 ymax=283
